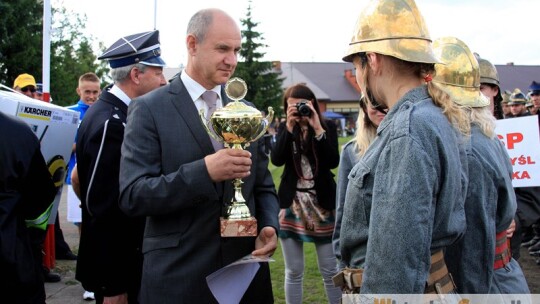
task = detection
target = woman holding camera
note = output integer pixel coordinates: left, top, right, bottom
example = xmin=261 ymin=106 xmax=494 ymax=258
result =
xmin=271 ymin=83 xmax=341 ymax=304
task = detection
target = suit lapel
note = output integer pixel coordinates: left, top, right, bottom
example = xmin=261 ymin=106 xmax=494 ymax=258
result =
xmin=168 ymin=77 xmax=215 ymax=155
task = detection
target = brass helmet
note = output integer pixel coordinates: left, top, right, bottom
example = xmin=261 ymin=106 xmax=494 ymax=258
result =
xmin=477 ymin=56 xmax=500 ymax=86
xmin=502 ymin=90 xmax=511 ymax=104
xmin=343 ymin=0 xmax=439 ymax=64
xmin=432 ymin=37 xmax=489 ymax=108
xmin=508 ymin=88 xmax=527 ymax=106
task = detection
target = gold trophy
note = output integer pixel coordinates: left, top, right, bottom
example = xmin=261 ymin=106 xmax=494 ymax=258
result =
xmin=200 ymin=77 xmax=274 ymax=237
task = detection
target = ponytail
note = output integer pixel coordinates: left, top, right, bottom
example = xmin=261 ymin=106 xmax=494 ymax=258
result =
xmin=427 ymin=81 xmax=471 ymax=136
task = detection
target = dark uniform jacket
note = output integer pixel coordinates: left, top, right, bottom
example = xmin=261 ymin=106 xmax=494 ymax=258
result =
xmin=0 ymin=111 xmax=56 ymax=303
xmin=75 ymin=88 xmax=145 ymax=298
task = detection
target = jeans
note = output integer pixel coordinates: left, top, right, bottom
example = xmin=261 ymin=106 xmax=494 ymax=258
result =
xmin=280 ymin=238 xmax=342 ymax=304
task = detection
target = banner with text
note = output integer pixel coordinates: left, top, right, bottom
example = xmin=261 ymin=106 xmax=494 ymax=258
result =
xmin=495 ymin=115 xmax=540 ymax=187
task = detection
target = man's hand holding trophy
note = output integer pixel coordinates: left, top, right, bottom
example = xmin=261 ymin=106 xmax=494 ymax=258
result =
xmin=200 ymin=77 xmax=273 ymax=237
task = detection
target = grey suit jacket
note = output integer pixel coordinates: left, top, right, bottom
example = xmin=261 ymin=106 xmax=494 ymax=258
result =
xmin=119 ymin=76 xmax=279 ymax=303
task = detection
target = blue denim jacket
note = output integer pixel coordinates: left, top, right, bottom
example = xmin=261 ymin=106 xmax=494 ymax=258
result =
xmin=333 ymin=140 xmax=359 ymax=269
xmin=339 ymin=86 xmax=467 ymax=294
xmin=445 ymin=125 xmax=517 ymax=293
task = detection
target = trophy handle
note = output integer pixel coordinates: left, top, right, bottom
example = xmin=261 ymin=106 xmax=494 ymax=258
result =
xmin=251 ymin=107 xmax=274 ymax=143
xmin=199 ymin=109 xmax=223 ymax=143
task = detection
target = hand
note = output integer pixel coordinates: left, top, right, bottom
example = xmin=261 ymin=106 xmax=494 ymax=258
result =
xmin=205 ymin=148 xmax=252 ymax=182
xmin=71 ymin=164 xmax=81 ymax=199
xmin=252 ymin=226 xmax=277 ymax=257
xmin=506 ymin=219 xmax=516 ymax=238
xmin=285 ymin=103 xmax=301 ymax=133
xmin=304 ymin=101 xmax=324 ymax=135
xmin=103 ymin=293 xmax=128 ymax=304
xmin=285 ymin=100 xmax=324 ymax=136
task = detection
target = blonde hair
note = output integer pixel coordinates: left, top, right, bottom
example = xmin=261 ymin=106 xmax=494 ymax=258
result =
xmin=354 ymin=101 xmax=378 ymax=158
xmin=465 ymin=106 xmax=496 ymax=139
xmin=427 ymin=81 xmax=470 ymax=136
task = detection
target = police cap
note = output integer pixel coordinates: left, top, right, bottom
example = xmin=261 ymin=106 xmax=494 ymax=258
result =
xmin=529 ymin=81 xmax=540 ymax=95
xmin=99 ymin=30 xmax=166 ymax=68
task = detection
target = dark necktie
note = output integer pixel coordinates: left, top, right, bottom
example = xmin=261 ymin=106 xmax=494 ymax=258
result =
xmin=201 ymin=91 xmax=223 ymax=151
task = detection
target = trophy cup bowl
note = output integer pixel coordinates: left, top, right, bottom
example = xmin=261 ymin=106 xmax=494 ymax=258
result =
xmin=199 ymin=77 xmax=274 ymax=237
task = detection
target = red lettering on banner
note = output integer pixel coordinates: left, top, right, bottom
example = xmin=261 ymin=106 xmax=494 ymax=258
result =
xmin=509 ymin=156 xmax=535 ymax=166
xmin=506 ymin=133 xmax=524 ymax=149
xmin=512 ymin=171 xmax=531 ymax=180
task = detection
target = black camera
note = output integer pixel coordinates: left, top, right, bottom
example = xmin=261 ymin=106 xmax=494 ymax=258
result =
xmin=295 ymin=101 xmax=311 ymax=117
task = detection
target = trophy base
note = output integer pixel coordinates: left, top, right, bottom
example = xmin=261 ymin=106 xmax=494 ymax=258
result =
xmin=220 ymin=217 xmax=257 ymax=237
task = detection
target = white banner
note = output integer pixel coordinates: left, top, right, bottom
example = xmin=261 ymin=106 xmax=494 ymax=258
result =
xmin=495 ymin=115 xmax=540 ymax=188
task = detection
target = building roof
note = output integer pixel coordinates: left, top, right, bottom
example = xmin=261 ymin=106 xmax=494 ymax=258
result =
xmin=496 ymin=65 xmax=539 ymax=93
xmin=278 ymin=62 xmax=539 ymax=103
xmin=279 ymin=62 xmax=359 ymax=103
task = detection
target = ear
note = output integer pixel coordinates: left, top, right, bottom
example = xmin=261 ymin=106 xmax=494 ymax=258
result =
xmin=130 ymin=67 xmax=141 ymax=85
xmin=76 ymin=87 xmax=81 ymax=96
xmin=366 ymin=53 xmax=382 ymax=75
xmin=186 ymin=34 xmax=197 ymax=56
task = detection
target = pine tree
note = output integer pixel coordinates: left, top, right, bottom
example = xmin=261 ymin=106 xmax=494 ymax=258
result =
xmin=234 ymin=1 xmax=284 ymax=117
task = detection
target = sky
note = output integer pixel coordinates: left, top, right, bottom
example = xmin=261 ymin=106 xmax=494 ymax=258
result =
xmin=56 ymin=0 xmax=540 ymax=68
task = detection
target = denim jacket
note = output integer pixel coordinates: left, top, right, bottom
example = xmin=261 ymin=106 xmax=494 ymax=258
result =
xmin=333 ymin=140 xmax=359 ymax=269
xmin=445 ymin=125 xmax=517 ymax=293
xmin=339 ymin=86 xmax=467 ymax=294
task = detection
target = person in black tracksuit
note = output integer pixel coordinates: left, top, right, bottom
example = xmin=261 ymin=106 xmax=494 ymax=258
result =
xmin=0 ymin=111 xmax=56 ymax=303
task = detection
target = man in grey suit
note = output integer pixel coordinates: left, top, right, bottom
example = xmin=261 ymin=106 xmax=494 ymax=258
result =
xmin=119 ymin=8 xmax=280 ymax=303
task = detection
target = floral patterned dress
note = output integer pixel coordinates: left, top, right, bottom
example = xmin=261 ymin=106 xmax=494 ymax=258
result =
xmin=279 ymin=154 xmax=335 ymax=243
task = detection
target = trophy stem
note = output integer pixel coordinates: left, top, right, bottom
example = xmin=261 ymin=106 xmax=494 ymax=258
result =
xmin=226 ymin=178 xmax=252 ymax=219
xmin=221 ymin=177 xmax=257 ymax=237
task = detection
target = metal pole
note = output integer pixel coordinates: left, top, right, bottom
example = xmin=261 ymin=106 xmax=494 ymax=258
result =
xmin=154 ymin=0 xmax=157 ymax=30
xmin=42 ymin=0 xmax=51 ymax=103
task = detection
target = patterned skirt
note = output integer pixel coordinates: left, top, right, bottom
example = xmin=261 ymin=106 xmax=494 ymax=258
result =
xmin=279 ymin=155 xmax=335 ymax=243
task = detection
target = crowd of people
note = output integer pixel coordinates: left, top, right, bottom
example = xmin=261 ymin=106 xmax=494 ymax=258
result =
xmin=1 ymin=1 xmax=539 ymax=303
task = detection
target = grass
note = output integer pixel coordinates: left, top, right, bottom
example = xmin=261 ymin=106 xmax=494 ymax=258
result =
xmin=269 ymin=136 xmax=352 ymax=303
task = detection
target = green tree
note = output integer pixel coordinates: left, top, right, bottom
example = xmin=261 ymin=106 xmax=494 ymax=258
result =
xmin=0 ymin=0 xmax=43 ymax=86
xmin=0 ymin=2 xmax=108 ymax=105
xmin=50 ymin=7 xmax=108 ymax=106
xmin=234 ymin=1 xmax=283 ymax=117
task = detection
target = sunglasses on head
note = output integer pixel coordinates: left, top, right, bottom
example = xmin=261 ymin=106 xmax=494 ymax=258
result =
xmin=21 ymin=86 xmax=36 ymax=93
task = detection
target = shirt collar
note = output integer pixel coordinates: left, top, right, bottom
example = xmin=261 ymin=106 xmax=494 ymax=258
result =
xmin=180 ymin=70 xmax=222 ymax=102
xmin=77 ymin=100 xmax=90 ymax=109
xmin=108 ymin=85 xmax=131 ymax=106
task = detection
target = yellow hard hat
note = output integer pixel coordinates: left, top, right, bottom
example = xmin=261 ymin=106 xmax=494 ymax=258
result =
xmin=343 ymin=0 xmax=439 ymax=64
xmin=432 ymin=37 xmax=489 ymax=108
xmin=477 ymin=56 xmax=499 ymax=86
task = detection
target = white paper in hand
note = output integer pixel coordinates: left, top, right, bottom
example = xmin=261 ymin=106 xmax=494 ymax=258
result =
xmin=206 ymin=254 xmax=274 ymax=304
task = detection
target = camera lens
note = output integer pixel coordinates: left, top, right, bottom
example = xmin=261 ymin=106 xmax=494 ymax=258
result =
xmin=296 ymin=101 xmax=311 ymax=117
